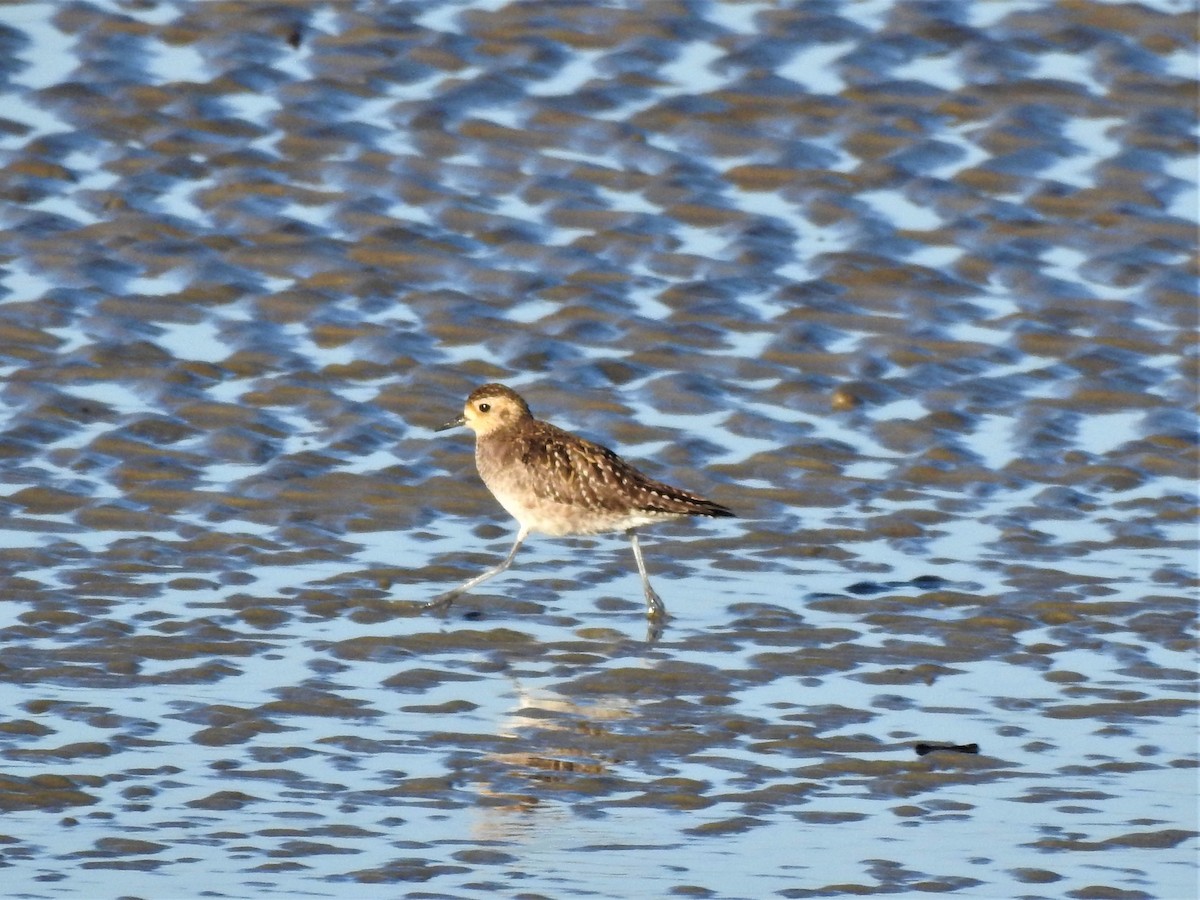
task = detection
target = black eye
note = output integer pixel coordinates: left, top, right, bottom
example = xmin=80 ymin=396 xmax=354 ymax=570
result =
xmin=478 ymin=403 xmax=490 ymax=413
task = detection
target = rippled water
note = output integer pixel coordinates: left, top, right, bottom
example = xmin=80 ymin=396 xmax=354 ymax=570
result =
xmin=0 ymin=0 xmax=1196 ymax=897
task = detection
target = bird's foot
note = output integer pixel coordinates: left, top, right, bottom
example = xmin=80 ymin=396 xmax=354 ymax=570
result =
xmin=423 ymin=591 xmax=458 ymax=615
xmin=644 ymin=587 xmax=668 ymax=623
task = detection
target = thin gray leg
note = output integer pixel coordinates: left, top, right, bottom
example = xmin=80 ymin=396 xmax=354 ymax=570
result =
xmin=627 ymin=528 xmax=667 ymax=621
xmin=425 ymin=526 xmax=529 ymax=612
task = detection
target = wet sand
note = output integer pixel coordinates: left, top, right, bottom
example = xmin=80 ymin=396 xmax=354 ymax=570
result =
xmin=0 ymin=0 xmax=1196 ymax=897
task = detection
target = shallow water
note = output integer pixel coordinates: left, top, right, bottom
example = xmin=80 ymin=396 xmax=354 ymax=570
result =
xmin=0 ymin=0 xmax=1196 ymax=897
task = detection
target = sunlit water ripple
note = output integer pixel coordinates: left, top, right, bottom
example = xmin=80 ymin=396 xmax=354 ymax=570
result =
xmin=0 ymin=0 xmax=1195 ymax=897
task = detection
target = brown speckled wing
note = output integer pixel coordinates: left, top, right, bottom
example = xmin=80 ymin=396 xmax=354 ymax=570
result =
xmin=497 ymin=421 xmax=733 ymax=518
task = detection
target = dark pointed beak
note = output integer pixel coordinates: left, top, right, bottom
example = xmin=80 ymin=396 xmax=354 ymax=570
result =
xmin=436 ymin=414 xmax=465 ymax=432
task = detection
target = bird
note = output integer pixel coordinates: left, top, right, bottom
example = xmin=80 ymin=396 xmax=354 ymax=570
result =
xmin=426 ymin=383 xmax=734 ymax=622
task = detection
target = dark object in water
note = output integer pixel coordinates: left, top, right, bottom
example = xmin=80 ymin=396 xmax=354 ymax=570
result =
xmin=914 ymin=742 xmax=980 ymax=756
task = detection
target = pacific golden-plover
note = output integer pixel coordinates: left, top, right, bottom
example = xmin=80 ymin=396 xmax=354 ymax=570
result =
xmin=426 ymin=383 xmax=734 ymax=621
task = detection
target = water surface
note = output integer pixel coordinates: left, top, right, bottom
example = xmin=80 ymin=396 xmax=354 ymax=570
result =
xmin=0 ymin=0 xmax=1196 ymax=897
